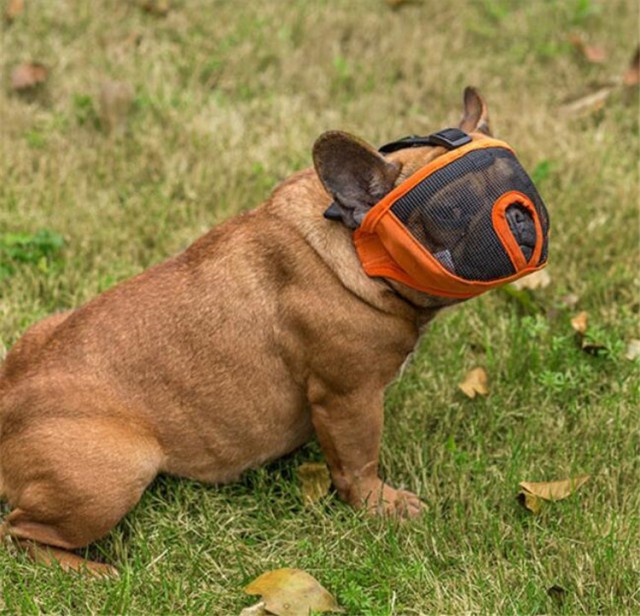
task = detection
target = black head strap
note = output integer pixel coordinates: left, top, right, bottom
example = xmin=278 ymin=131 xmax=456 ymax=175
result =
xmin=378 ymin=127 xmax=471 ymax=154
xmin=324 ymin=128 xmax=472 ymax=221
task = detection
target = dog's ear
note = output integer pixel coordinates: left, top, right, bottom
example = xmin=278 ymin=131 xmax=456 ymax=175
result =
xmin=313 ymin=131 xmax=401 ymax=229
xmin=459 ymin=87 xmax=492 ymax=136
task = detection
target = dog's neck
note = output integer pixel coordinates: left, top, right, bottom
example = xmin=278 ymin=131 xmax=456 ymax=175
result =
xmin=267 ymin=168 xmax=442 ymax=329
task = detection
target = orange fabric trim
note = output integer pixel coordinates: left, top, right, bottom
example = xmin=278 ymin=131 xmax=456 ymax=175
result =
xmin=492 ymin=191 xmax=532 ymax=270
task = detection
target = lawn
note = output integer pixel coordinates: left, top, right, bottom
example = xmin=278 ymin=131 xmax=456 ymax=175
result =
xmin=1 ymin=0 xmax=639 ymax=614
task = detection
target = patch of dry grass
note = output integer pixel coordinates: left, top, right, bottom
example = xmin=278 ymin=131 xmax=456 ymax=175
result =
xmin=1 ymin=0 xmax=639 ymax=613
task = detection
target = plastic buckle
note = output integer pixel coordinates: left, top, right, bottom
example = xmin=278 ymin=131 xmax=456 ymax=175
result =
xmin=426 ymin=128 xmax=472 ymax=150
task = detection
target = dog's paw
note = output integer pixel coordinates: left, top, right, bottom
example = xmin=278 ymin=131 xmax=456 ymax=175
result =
xmin=364 ymin=483 xmax=424 ymax=519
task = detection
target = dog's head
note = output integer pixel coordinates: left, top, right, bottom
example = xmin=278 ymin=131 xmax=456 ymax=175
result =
xmin=313 ymin=87 xmax=491 ymax=231
xmin=313 ymin=88 xmax=548 ymax=310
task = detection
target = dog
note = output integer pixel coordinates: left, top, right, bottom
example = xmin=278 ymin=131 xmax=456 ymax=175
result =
xmin=0 ymin=88 xmax=491 ymax=575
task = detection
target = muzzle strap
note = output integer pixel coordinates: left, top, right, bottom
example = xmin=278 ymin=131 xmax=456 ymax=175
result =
xmin=378 ymin=127 xmax=472 ymax=154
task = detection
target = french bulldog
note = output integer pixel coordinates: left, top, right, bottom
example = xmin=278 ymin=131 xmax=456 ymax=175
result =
xmin=0 ymin=88 xmax=491 ymax=575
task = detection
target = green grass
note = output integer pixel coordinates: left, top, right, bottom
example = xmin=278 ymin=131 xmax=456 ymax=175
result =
xmin=1 ymin=0 xmax=639 ymax=613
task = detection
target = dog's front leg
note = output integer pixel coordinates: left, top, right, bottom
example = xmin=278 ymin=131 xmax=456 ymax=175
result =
xmin=309 ymin=383 xmax=423 ymax=518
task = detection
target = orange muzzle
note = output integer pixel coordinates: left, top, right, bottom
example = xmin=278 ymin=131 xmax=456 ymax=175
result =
xmin=353 ymin=129 xmax=550 ymax=299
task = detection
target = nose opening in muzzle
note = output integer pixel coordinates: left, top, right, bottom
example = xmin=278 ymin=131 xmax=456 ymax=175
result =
xmin=505 ymin=203 xmax=536 ymax=262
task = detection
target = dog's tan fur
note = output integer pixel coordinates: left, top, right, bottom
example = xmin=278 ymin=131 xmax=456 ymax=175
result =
xmin=0 ymin=89 xmax=490 ymax=574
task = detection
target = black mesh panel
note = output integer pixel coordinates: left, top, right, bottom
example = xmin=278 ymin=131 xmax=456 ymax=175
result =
xmin=390 ymin=147 xmax=549 ymax=281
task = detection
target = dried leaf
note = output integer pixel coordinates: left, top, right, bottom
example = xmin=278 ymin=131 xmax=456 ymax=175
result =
xmin=297 ymin=462 xmax=330 ymax=506
xmin=510 ymin=268 xmax=551 ymax=291
xmin=519 ymin=475 xmax=590 ymax=502
xmin=570 ymin=311 xmax=588 ymax=334
xmin=623 ymin=45 xmax=640 ymax=86
xmin=239 ymin=601 xmax=268 ymax=616
xmin=560 ymin=87 xmax=613 ymax=117
xmin=624 ymin=339 xmax=640 ymax=361
xmin=11 ymin=62 xmax=48 ymax=91
xmin=458 ymin=367 xmax=489 ymax=399
xmin=569 ymin=34 xmax=607 ymax=63
xmin=4 ymin=0 xmax=24 ymax=22
xmin=517 ymin=491 xmax=543 ymax=515
xmin=99 ymin=80 xmax=134 ymax=135
xmin=245 ymin=568 xmax=342 ymax=616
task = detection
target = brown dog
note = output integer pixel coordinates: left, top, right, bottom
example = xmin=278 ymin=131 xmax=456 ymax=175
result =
xmin=0 ymin=88 xmax=491 ymax=575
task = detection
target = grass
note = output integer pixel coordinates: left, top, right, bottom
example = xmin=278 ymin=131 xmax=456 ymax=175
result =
xmin=0 ymin=0 xmax=639 ymax=613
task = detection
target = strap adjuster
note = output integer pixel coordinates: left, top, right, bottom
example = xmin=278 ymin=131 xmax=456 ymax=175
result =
xmin=426 ymin=128 xmax=472 ymax=150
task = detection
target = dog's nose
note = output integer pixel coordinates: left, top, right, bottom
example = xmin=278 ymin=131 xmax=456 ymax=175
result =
xmin=505 ymin=203 xmax=536 ymax=261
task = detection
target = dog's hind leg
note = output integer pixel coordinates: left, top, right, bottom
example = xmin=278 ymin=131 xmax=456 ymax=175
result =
xmin=0 ymin=416 xmax=163 ymax=576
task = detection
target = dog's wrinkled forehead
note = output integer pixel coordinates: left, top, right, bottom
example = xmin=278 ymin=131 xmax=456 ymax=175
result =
xmin=387 ymin=145 xmax=448 ymax=185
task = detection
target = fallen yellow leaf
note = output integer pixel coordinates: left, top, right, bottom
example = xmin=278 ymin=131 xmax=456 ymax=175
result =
xmin=517 ymin=491 xmax=543 ymax=515
xmin=245 ymin=568 xmax=342 ymax=616
xmin=570 ymin=311 xmax=588 ymax=335
xmin=239 ymin=601 xmax=268 ymax=616
xmin=510 ymin=268 xmax=551 ymax=291
xmin=519 ymin=475 xmax=590 ymax=502
xmin=297 ymin=462 xmax=331 ymax=506
xmin=458 ymin=367 xmax=489 ymax=399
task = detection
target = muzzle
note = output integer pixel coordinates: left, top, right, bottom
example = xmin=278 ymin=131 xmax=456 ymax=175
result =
xmin=346 ymin=128 xmax=550 ymax=299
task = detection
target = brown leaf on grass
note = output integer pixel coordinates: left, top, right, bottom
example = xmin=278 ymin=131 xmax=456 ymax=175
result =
xmin=11 ymin=62 xmax=48 ymax=91
xmin=623 ymin=45 xmax=640 ymax=86
xmin=510 ymin=268 xmax=551 ymax=291
xmin=569 ymin=34 xmax=607 ymax=64
xmin=245 ymin=568 xmax=342 ymax=616
xmin=297 ymin=462 xmax=330 ymax=506
xmin=99 ymin=80 xmax=134 ymax=135
xmin=517 ymin=491 xmax=543 ymax=515
xmin=458 ymin=367 xmax=489 ymax=399
xmin=519 ymin=475 xmax=590 ymax=501
xmin=570 ymin=311 xmax=588 ymax=334
xmin=624 ymin=339 xmax=640 ymax=361
xmin=4 ymin=0 xmax=24 ymax=22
